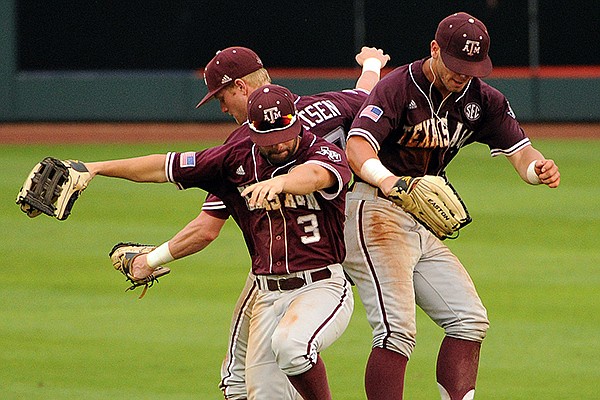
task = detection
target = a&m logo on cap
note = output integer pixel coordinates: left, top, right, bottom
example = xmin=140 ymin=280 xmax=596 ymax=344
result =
xmin=262 ymin=107 xmax=282 ymax=124
xmin=462 ymin=39 xmax=481 ymax=57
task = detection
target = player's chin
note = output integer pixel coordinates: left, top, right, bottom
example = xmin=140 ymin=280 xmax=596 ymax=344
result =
xmin=267 ymin=151 xmax=291 ymax=165
xmin=447 ymin=77 xmax=470 ymax=92
xmin=449 ymin=82 xmax=467 ymax=92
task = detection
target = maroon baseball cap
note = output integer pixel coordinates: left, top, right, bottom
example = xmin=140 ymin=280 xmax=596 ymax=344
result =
xmin=435 ymin=12 xmax=493 ymax=77
xmin=247 ymin=84 xmax=301 ymax=146
xmin=196 ymin=46 xmax=264 ymax=108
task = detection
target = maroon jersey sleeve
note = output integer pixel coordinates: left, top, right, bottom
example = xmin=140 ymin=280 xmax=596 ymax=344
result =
xmin=348 ymin=67 xmax=408 ymax=153
xmin=304 ymin=137 xmax=352 ymax=199
xmin=474 ymin=81 xmax=531 ymax=157
xmin=165 ymin=148 xmax=227 ymax=193
xmin=165 ymin=135 xmax=255 ymax=197
xmin=202 ymin=192 xmax=229 ymax=219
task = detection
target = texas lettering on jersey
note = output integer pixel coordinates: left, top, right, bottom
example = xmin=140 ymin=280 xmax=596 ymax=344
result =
xmin=237 ymin=184 xmax=322 ymax=212
xmin=399 ymin=117 xmax=474 ymax=149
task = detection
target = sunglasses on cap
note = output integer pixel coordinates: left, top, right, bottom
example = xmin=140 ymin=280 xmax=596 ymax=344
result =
xmin=249 ymin=114 xmax=297 ymax=133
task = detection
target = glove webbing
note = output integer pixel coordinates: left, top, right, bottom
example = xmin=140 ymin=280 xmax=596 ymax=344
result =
xmin=126 ymin=276 xmax=159 ymax=299
xmin=25 ymin=158 xmax=69 ymax=216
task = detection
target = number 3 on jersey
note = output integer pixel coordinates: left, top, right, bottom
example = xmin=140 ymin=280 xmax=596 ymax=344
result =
xmin=298 ymin=214 xmax=321 ymax=244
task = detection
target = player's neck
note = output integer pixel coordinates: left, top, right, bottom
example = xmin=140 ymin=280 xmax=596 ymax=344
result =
xmin=424 ymin=58 xmax=451 ymax=98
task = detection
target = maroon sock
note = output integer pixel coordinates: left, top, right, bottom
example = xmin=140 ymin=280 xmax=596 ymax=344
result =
xmin=365 ymin=347 xmax=408 ymax=399
xmin=287 ymin=355 xmax=332 ymax=400
xmin=436 ymin=337 xmax=481 ymax=399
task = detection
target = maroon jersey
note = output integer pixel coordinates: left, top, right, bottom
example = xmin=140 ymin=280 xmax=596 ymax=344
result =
xmin=202 ymin=88 xmax=368 ymax=219
xmin=166 ymin=130 xmax=351 ymax=276
xmin=348 ymin=58 xmax=531 ymax=177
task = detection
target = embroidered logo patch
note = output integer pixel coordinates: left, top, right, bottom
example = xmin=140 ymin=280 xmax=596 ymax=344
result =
xmin=316 ymin=146 xmax=342 ymax=162
xmin=464 ymin=102 xmax=481 ymax=121
xmin=462 ymin=40 xmax=481 ymax=57
xmin=506 ymin=100 xmax=517 ymax=119
xmin=359 ymin=105 xmax=383 ymax=122
xmin=221 ymin=74 xmax=232 ymax=84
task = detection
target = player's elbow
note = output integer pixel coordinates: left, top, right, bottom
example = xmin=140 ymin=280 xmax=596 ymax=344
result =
xmin=197 ymin=228 xmax=220 ymax=243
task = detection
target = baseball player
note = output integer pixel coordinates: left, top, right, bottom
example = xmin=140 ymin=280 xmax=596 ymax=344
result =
xmin=127 ymin=46 xmax=389 ymax=399
xmin=343 ymin=12 xmax=560 ymax=400
xmin=83 ymin=84 xmax=354 ymax=399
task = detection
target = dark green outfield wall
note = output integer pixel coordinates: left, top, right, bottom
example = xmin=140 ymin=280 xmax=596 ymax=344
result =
xmin=4 ymin=73 xmax=599 ymax=123
xmin=4 ymin=71 xmax=599 ymax=123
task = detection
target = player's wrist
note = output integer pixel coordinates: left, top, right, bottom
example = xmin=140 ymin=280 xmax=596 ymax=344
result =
xmin=526 ymin=160 xmax=541 ymax=185
xmin=362 ymin=58 xmax=383 ymax=77
xmin=147 ymin=242 xmax=175 ymax=267
xmin=360 ymin=158 xmax=395 ymax=188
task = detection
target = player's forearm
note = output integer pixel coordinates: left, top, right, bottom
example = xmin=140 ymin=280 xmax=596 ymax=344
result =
xmin=167 ymin=212 xmax=226 ymax=259
xmin=346 ymin=136 xmax=378 ymax=174
xmin=241 ymin=164 xmax=336 ymax=207
xmin=282 ymin=164 xmax=336 ymax=194
xmin=355 ymin=70 xmax=381 ymax=92
xmin=346 ymin=136 xmax=397 ymax=193
xmin=354 ymin=47 xmax=390 ymax=92
xmin=507 ymin=145 xmax=560 ymax=188
xmin=86 ymin=154 xmax=168 ymax=182
xmin=507 ymin=145 xmax=538 ymax=178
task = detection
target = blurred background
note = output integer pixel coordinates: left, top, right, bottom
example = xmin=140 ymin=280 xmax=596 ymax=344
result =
xmin=2 ymin=0 xmax=599 ymax=123
xmin=15 ymin=0 xmax=599 ymax=69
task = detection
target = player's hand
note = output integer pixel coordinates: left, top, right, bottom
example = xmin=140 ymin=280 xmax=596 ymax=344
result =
xmin=355 ymin=47 xmax=391 ymax=69
xmin=379 ymin=175 xmax=400 ymax=196
xmin=535 ymin=159 xmax=560 ymax=188
xmin=130 ymin=253 xmax=157 ymax=281
xmin=241 ymin=176 xmax=286 ymax=208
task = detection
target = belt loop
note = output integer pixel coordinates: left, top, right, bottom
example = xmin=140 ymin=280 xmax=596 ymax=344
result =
xmin=304 ymin=269 xmax=313 ymax=285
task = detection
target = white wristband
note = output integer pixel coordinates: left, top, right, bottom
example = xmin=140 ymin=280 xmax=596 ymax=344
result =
xmin=362 ymin=58 xmax=382 ymax=77
xmin=146 ymin=242 xmax=174 ymax=267
xmin=360 ymin=158 xmax=395 ymax=187
xmin=526 ymin=160 xmax=541 ymax=185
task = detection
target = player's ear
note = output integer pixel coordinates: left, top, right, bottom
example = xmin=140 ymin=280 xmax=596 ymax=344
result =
xmin=430 ymin=40 xmax=440 ymax=58
xmin=234 ymin=79 xmax=248 ymax=95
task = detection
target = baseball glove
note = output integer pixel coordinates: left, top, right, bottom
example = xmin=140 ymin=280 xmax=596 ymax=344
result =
xmin=16 ymin=157 xmax=92 ymax=220
xmin=109 ymin=242 xmax=171 ymax=299
xmin=387 ymin=175 xmax=472 ymax=239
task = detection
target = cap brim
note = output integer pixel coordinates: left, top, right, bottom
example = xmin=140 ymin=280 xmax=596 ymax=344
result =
xmin=440 ymin=51 xmax=493 ymax=78
xmin=195 ymin=86 xmax=225 ymax=108
xmin=248 ymin=120 xmax=301 ymax=146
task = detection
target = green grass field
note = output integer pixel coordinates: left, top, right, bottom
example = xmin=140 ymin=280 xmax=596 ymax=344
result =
xmin=1 ymin=139 xmax=599 ymax=399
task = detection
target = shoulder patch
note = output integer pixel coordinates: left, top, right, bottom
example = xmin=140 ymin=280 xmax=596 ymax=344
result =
xmin=506 ymin=99 xmax=517 ymax=119
xmin=359 ymin=105 xmax=383 ymax=122
xmin=315 ymin=146 xmax=342 ymax=162
xmin=180 ymin=152 xmax=196 ymax=168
